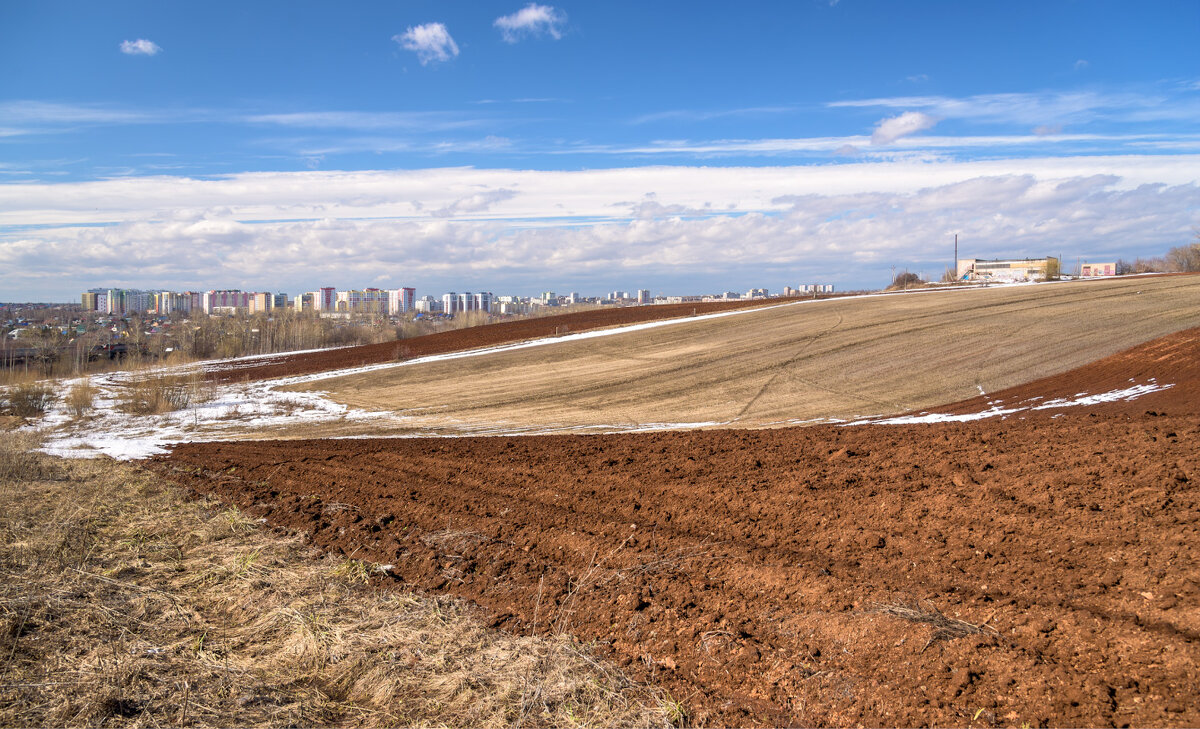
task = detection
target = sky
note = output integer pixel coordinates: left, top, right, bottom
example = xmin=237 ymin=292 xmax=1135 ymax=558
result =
xmin=1 ymin=0 xmax=1198 ymax=302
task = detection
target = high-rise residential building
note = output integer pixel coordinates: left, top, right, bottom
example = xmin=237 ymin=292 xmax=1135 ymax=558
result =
xmin=318 ymin=287 xmax=337 ymax=312
xmin=203 ymin=290 xmax=252 ymax=314
xmin=388 ymin=287 xmax=416 ymax=315
xmin=156 ymin=291 xmax=194 ymax=315
xmin=337 ymin=288 xmax=389 ymax=314
xmin=248 ymin=292 xmax=272 ymax=314
xmin=442 ymin=292 xmax=459 ymax=314
xmin=272 ymin=292 xmax=290 ymax=309
xmin=414 ymin=295 xmax=440 ymax=313
xmin=637 ymin=289 xmax=651 ymax=304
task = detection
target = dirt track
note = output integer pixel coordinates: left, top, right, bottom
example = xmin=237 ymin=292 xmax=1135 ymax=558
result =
xmin=151 ymin=327 xmax=1200 ymax=727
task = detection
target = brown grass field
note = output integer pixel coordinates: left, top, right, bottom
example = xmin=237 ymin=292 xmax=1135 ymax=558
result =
xmin=284 ymin=275 xmax=1200 ymax=436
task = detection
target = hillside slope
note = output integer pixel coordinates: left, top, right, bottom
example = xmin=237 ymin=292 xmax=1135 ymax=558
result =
xmin=289 ymin=275 xmax=1200 ymax=433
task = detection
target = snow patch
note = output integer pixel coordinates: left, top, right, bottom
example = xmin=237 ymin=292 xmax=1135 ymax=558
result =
xmin=848 ymin=380 xmax=1173 ymax=427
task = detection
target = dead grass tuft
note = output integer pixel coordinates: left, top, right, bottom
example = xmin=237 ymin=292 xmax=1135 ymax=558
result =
xmin=0 ymin=431 xmax=675 ymax=728
xmin=871 ymin=598 xmax=999 ymax=652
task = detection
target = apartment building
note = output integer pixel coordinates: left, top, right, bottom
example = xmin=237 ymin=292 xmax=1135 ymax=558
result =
xmin=388 ymin=287 xmax=416 ymax=315
xmin=336 ymin=288 xmax=389 ymax=315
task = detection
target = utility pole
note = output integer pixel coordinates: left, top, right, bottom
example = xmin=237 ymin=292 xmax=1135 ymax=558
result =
xmin=891 ymin=264 xmax=896 ymax=287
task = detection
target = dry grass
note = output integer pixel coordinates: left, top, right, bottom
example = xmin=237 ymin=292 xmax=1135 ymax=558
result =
xmin=0 ymin=433 xmax=676 ymax=728
xmin=64 ymin=380 xmax=98 ymax=418
xmin=0 ymin=377 xmax=58 ymax=418
xmin=292 ymin=275 xmax=1200 ymax=433
xmin=871 ymin=598 xmax=1000 ymax=653
xmin=0 ymin=431 xmax=60 ymax=482
xmin=116 ymin=371 xmax=210 ymax=415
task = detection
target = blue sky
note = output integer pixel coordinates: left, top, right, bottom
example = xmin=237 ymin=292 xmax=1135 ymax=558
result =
xmin=2 ymin=0 xmax=1198 ymax=301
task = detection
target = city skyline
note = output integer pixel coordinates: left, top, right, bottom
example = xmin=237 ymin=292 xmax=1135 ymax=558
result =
xmin=2 ymin=1 xmax=1198 ymax=301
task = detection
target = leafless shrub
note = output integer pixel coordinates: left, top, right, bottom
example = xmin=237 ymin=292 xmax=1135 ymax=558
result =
xmin=64 ymin=381 xmax=97 ymax=417
xmin=1 ymin=380 xmax=57 ymax=418
xmin=116 ymin=373 xmax=194 ymax=415
xmin=871 ymin=598 xmax=999 ymax=652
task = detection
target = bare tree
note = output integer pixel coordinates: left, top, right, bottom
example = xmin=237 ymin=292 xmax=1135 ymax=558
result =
xmin=1165 ymin=235 xmax=1200 ymax=272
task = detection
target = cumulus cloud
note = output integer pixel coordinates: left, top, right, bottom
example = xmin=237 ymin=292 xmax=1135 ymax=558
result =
xmin=494 ymin=3 xmax=566 ymax=42
xmin=393 ymin=23 xmax=459 ymax=65
xmin=871 ymin=111 xmax=938 ymax=145
xmin=120 ymin=39 xmax=161 ymax=56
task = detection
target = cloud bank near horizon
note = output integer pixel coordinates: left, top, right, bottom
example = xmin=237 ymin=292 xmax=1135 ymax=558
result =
xmin=2 ymin=157 xmax=1197 ymax=299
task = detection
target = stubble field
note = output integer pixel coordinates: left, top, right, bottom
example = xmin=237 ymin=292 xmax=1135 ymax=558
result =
xmin=282 ymin=275 xmax=1200 ymax=436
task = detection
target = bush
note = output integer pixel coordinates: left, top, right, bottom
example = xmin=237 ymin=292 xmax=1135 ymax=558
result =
xmin=888 ymin=272 xmax=924 ymax=290
xmin=64 ymin=381 xmax=96 ymax=417
xmin=117 ymin=373 xmax=197 ymax=415
xmin=1 ymin=381 xmax=58 ymax=418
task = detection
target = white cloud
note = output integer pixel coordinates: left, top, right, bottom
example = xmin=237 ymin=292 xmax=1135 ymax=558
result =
xmin=432 ymin=189 xmax=518 ymax=217
xmin=393 ymin=23 xmax=459 ymax=65
xmin=494 ymin=3 xmax=566 ymax=43
xmin=1074 ymin=59 xmax=1090 ymax=71
xmin=1 ymin=158 xmax=1197 ymax=299
xmin=631 ymin=105 xmax=797 ymax=125
xmin=0 ymin=100 xmax=158 ymax=124
xmin=871 ymin=111 xmax=938 ymax=145
xmin=245 ymin=110 xmax=484 ymax=131
xmin=120 ymin=39 xmax=161 ymax=56
xmin=830 ymin=90 xmax=1200 ymax=126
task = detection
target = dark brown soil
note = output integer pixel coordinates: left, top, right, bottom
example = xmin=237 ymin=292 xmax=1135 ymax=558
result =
xmin=151 ymin=328 xmax=1200 ymax=727
xmin=206 ymin=297 xmax=814 ymax=384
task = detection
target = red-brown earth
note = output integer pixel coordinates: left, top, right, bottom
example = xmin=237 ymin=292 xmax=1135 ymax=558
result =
xmin=151 ymin=327 xmax=1200 ymax=727
xmin=205 ymin=296 xmax=816 ymax=384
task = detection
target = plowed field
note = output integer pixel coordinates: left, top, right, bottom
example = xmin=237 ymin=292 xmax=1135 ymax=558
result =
xmin=150 ymin=327 xmax=1200 ymax=727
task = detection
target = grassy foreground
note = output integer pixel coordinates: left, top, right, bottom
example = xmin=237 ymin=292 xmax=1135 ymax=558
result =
xmin=0 ymin=431 xmax=676 ymax=728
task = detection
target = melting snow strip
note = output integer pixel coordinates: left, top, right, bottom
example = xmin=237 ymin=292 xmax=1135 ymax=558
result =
xmin=846 ymin=381 xmax=1173 ymax=426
